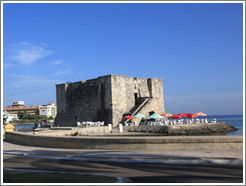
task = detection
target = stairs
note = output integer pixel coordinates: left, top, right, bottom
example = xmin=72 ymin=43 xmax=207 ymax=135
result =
xmin=122 ymin=97 xmax=152 ymax=124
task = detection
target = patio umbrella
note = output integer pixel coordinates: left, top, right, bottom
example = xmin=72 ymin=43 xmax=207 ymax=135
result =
xmin=133 ymin=113 xmax=146 ymax=118
xmin=149 ymin=113 xmax=164 ymax=119
xmin=185 ymin=113 xmax=198 ymax=118
xmin=123 ymin=115 xmax=134 ymax=120
xmin=170 ymin=115 xmax=182 ymax=119
xmin=161 ymin=113 xmax=173 ymax=117
xmin=178 ymin=113 xmax=187 ymax=117
xmin=195 ymin=112 xmax=207 ymax=116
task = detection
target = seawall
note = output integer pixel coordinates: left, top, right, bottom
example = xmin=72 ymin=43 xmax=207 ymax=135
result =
xmin=5 ymin=131 xmax=243 ymax=151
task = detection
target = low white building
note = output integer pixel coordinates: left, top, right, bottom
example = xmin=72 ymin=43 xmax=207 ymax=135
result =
xmin=12 ymin=101 xmax=24 ymax=107
xmin=3 ymin=111 xmax=18 ymax=124
xmin=39 ymin=102 xmax=57 ymax=117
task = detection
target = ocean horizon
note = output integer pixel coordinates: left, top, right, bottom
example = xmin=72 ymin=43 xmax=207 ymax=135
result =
xmin=199 ymin=114 xmax=243 ymax=136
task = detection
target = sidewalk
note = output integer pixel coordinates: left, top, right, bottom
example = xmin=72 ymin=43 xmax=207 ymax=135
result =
xmin=3 ymin=140 xmax=243 ymax=165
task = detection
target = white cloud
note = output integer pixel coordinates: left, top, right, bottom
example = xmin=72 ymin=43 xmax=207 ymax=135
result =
xmin=3 ymin=62 xmax=15 ymax=68
xmin=18 ymin=42 xmax=32 ymax=46
xmin=51 ymin=69 xmax=71 ymax=77
xmin=49 ymin=60 xmax=72 ymax=77
xmin=8 ymin=74 xmax=62 ymax=87
xmin=50 ymin=60 xmax=65 ymax=65
xmin=8 ymin=42 xmax=52 ymax=65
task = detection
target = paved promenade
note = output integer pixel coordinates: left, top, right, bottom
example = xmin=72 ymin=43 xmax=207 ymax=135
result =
xmin=3 ymin=139 xmax=244 ymax=183
xmin=3 ymin=138 xmax=243 ymax=160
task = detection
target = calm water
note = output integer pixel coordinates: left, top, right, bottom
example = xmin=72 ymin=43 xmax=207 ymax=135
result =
xmin=14 ymin=124 xmax=35 ymax=132
xmin=14 ymin=123 xmax=51 ymax=132
xmin=200 ymin=114 xmax=244 ymax=136
xmin=14 ymin=114 xmax=244 ymax=136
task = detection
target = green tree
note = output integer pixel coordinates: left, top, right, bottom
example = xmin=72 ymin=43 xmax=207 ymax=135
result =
xmin=23 ymin=111 xmax=28 ymax=119
xmin=48 ymin=116 xmax=54 ymax=120
xmin=40 ymin=115 xmax=48 ymax=122
xmin=17 ymin=111 xmax=24 ymax=119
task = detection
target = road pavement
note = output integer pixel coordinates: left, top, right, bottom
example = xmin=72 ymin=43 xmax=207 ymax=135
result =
xmin=2 ymin=140 xmax=244 ymax=183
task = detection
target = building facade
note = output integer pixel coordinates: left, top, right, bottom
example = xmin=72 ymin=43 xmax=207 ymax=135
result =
xmin=3 ymin=106 xmax=39 ymax=115
xmin=3 ymin=101 xmax=56 ymax=116
xmin=11 ymin=101 xmax=24 ymax=107
xmin=39 ymin=102 xmax=57 ymax=117
xmin=55 ymin=74 xmax=165 ymax=126
xmin=3 ymin=111 xmax=18 ymax=124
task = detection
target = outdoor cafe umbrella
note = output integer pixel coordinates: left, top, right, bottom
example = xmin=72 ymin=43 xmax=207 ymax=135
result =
xmin=133 ymin=113 xmax=146 ymax=118
xmin=123 ymin=115 xmax=134 ymax=120
xmin=195 ymin=112 xmax=207 ymax=116
xmin=170 ymin=114 xmax=182 ymax=119
xmin=149 ymin=113 xmax=164 ymax=119
xmin=161 ymin=113 xmax=173 ymax=117
xmin=178 ymin=113 xmax=187 ymax=117
xmin=185 ymin=113 xmax=198 ymax=118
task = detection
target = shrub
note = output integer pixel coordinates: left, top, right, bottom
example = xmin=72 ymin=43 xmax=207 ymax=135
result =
xmin=48 ymin=116 xmax=54 ymax=120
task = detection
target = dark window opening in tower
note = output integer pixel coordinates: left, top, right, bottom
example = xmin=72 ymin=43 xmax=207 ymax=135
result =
xmin=134 ymin=93 xmax=138 ymax=105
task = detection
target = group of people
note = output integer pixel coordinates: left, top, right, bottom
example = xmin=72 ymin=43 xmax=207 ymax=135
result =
xmin=77 ymin=121 xmax=105 ymax=127
xmin=76 ymin=118 xmax=218 ymax=128
xmin=123 ymin=118 xmax=217 ymax=126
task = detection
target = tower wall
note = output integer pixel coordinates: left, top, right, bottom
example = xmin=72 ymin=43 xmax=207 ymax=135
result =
xmin=55 ymin=75 xmax=165 ymax=126
xmin=55 ymin=76 xmax=112 ymax=126
xmin=111 ymin=75 xmax=165 ymax=125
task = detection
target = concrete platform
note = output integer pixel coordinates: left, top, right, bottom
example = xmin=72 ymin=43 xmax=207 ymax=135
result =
xmin=3 ymin=140 xmax=243 ymax=164
xmin=4 ymin=131 xmax=243 ymax=155
xmin=3 ymin=140 xmax=243 ymax=183
xmin=4 ymin=128 xmax=243 ymax=178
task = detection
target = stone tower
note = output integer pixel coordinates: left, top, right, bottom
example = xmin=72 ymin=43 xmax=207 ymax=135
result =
xmin=55 ymin=74 xmax=165 ymax=126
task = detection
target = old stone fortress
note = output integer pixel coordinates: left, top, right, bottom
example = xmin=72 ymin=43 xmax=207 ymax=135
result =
xmin=53 ymin=74 xmax=235 ymax=136
xmin=3 ymin=74 xmax=236 ymax=136
xmin=4 ymin=74 xmax=238 ymax=149
xmin=55 ymin=74 xmax=165 ymax=127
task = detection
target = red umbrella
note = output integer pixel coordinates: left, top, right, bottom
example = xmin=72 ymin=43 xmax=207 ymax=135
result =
xmin=161 ymin=113 xmax=173 ymax=117
xmin=123 ymin=115 xmax=134 ymax=120
xmin=178 ymin=113 xmax=187 ymax=117
xmin=171 ymin=114 xmax=182 ymax=119
xmin=185 ymin=113 xmax=198 ymax=118
xmin=195 ymin=112 xmax=207 ymax=116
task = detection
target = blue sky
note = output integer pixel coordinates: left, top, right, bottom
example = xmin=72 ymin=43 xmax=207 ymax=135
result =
xmin=3 ymin=2 xmax=244 ymax=115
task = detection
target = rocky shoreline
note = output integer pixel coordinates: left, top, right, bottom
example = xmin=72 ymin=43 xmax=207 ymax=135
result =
xmin=27 ymin=122 xmax=238 ymax=137
xmin=124 ymin=122 xmax=238 ymax=136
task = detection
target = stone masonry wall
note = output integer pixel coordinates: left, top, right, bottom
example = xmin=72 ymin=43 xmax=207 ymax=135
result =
xmin=55 ymin=75 xmax=165 ymax=126
xmin=111 ymin=75 xmax=165 ymax=125
xmin=55 ymin=76 xmax=112 ymax=126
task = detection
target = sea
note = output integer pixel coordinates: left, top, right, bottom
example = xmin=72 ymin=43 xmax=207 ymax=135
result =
xmin=199 ymin=114 xmax=244 ymax=136
xmin=13 ymin=114 xmax=244 ymax=136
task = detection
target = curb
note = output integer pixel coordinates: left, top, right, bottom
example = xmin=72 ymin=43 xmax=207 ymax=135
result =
xmin=4 ymin=152 xmax=243 ymax=165
xmin=3 ymin=168 xmax=124 ymax=183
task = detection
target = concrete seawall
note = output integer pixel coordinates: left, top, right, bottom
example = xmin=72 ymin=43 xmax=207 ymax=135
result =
xmin=5 ymin=131 xmax=243 ymax=151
